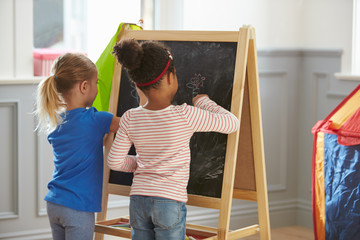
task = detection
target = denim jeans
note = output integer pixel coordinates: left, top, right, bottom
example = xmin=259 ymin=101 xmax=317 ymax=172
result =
xmin=46 ymin=201 xmax=95 ymax=240
xmin=129 ymin=195 xmax=187 ymax=240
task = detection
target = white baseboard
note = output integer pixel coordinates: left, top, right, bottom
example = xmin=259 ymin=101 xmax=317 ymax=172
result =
xmin=0 ymin=228 xmax=52 ymax=240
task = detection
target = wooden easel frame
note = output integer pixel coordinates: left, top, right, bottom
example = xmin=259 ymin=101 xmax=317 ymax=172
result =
xmin=95 ymin=26 xmax=271 ymax=240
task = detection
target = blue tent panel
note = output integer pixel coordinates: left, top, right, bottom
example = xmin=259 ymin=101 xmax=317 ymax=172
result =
xmin=324 ymin=133 xmax=360 ymax=240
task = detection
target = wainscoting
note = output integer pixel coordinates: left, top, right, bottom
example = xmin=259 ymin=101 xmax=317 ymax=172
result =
xmin=1 ymin=48 xmax=358 ymax=239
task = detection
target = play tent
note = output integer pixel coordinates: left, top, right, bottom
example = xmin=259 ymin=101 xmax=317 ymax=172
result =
xmin=312 ymin=84 xmax=360 ymax=240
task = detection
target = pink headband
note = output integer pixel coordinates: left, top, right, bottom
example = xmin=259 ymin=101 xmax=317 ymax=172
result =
xmin=136 ymin=52 xmax=173 ymax=87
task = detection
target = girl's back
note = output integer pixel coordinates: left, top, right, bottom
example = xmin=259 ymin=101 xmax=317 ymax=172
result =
xmin=47 ymin=107 xmax=112 ymax=212
xmin=108 ymin=96 xmax=239 ymax=202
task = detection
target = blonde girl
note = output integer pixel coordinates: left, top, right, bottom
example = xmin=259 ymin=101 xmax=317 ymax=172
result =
xmin=107 ymin=39 xmax=240 ymax=240
xmin=35 ymin=53 xmax=119 ymax=240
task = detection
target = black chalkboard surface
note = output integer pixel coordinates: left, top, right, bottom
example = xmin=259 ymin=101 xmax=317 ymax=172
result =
xmin=109 ymin=41 xmax=237 ymax=198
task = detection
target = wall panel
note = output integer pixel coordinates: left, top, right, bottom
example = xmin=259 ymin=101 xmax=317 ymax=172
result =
xmin=0 ymin=101 xmax=19 ymax=220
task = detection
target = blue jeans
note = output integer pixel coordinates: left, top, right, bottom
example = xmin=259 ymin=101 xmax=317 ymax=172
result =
xmin=46 ymin=201 xmax=95 ymax=240
xmin=129 ymin=195 xmax=187 ymax=240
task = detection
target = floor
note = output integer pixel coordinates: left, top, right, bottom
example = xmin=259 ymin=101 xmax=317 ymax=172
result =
xmin=242 ymin=226 xmax=314 ymax=240
xmin=102 ymin=226 xmax=314 ymax=240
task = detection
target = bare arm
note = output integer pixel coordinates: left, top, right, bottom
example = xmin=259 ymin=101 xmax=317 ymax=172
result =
xmin=190 ymin=95 xmax=240 ymax=133
xmin=109 ymin=116 xmax=120 ymax=133
xmin=107 ymin=113 xmax=137 ymax=172
xmin=103 ymin=116 xmax=120 ymax=146
xmin=193 ymin=94 xmax=209 ymax=105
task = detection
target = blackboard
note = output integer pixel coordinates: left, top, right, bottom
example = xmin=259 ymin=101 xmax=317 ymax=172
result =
xmin=109 ymin=41 xmax=238 ymax=198
xmin=96 ymin=28 xmax=271 ymax=240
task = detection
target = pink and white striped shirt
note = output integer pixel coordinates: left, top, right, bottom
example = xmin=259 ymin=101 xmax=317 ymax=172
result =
xmin=107 ymin=96 xmax=239 ymax=202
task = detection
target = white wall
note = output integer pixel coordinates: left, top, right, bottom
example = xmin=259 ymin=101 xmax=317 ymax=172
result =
xmin=302 ymin=0 xmax=353 ymax=73
xmin=181 ymin=0 xmax=304 ymax=47
xmin=156 ymin=0 xmax=354 ymax=73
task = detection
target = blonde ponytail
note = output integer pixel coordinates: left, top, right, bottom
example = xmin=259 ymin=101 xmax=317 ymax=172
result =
xmin=34 ymin=52 xmax=97 ymax=133
xmin=35 ymin=75 xmax=66 ymax=133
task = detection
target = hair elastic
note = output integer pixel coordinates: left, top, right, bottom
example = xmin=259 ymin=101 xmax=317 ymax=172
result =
xmin=136 ymin=51 xmax=173 ymax=87
xmin=54 ymin=74 xmax=58 ymax=80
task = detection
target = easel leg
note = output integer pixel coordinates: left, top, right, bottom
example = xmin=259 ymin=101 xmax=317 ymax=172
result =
xmin=247 ymin=33 xmax=271 ymax=240
xmin=216 ymin=27 xmax=251 ymax=240
xmin=95 ymin=139 xmax=112 ymax=240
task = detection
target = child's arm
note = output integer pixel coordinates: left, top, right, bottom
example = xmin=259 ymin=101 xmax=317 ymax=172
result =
xmin=192 ymin=94 xmax=209 ymax=104
xmin=103 ymin=116 xmax=121 ymax=146
xmin=107 ymin=113 xmax=137 ymax=172
xmin=190 ymin=94 xmax=240 ymax=133
xmin=109 ymin=116 xmax=121 ymax=133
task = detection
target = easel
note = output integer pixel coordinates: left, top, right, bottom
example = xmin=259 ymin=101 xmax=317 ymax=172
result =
xmin=95 ymin=26 xmax=271 ymax=240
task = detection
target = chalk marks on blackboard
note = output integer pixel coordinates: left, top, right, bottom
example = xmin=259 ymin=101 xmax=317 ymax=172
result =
xmin=204 ymin=163 xmax=224 ymax=180
xmin=186 ymin=73 xmax=206 ymax=97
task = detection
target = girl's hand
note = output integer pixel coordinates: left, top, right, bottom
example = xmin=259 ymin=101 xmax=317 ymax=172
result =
xmin=193 ymin=94 xmax=208 ymax=105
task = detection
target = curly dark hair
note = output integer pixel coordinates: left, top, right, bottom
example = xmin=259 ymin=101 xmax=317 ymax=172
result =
xmin=112 ymin=39 xmax=175 ymax=91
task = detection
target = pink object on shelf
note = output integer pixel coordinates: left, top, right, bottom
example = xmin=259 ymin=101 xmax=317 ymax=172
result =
xmin=33 ymin=48 xmax=67 ymax=76
xmin=33 ymin=48 xmax=87 ymax=76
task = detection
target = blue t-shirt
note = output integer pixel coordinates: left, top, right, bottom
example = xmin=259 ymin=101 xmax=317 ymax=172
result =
xmin=45 ymin=107 xmax=113 ymax=212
